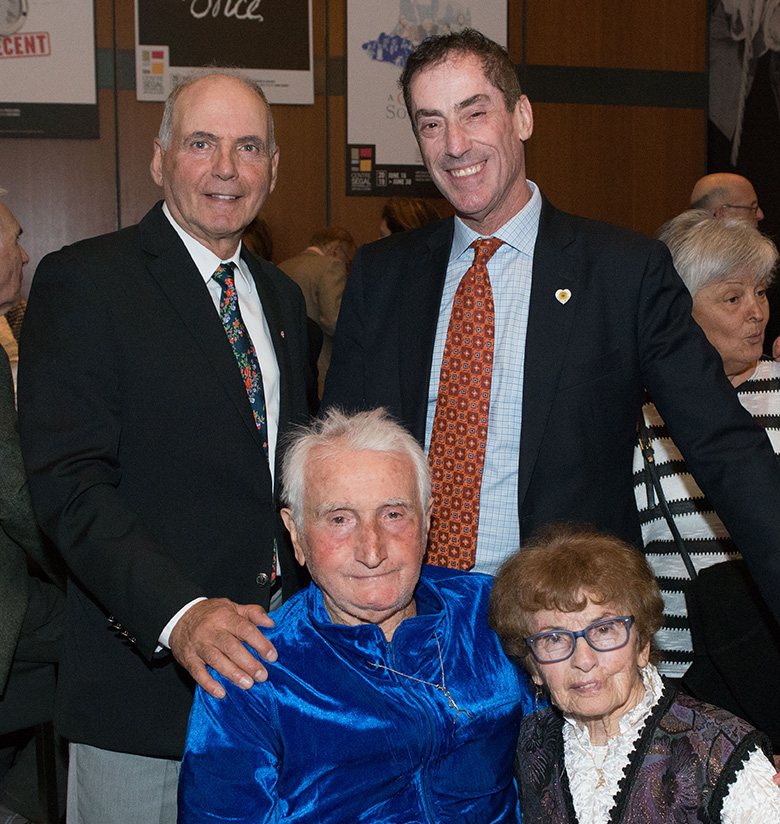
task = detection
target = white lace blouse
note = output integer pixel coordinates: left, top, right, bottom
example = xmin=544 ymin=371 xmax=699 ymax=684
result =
xmin=562 ymin=665 xmax=780 ymax=824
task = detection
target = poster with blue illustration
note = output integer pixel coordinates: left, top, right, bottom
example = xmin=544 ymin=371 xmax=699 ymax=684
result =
xmin=347 ymin=0 xmax=506 ymax=196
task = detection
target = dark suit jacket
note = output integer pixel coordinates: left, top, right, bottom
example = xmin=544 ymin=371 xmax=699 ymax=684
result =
xmin=0 ymin=351 xmax=31 ymax=695
xmin=323 ymin=199 xmax=780 ymax=623
xmin=0 ymin=349 xmax=60 ymax=693
xmin=17 ymin=203 xmax=312 ymax=759
xmin=0 ymin=348 xmax=65 ymax=733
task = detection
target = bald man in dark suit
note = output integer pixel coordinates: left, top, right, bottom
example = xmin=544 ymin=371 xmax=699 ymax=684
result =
xmin=17 ymin=74 xmax=312 ymax=822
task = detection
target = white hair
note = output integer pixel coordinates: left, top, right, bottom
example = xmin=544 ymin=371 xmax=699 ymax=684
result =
xmin=657 ymin=209 xmax=777 ymax=296
xmin=281 ymin=408 xmax=431 ymax=527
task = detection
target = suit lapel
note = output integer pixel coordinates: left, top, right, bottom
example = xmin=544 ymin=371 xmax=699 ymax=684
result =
xmin=518 ymin=201 xmax=581 ymax=511
xmin=398 ymin=219 xmax=454 ymax=443
xmin=138 ymin=206 xmax=265 ymax=452
xmin=242 ymin=250 xmax=294 ymax=477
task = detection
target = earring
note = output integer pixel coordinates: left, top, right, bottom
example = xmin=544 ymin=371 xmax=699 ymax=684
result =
xmin=532 ymin=681 xmax=544 ymax=713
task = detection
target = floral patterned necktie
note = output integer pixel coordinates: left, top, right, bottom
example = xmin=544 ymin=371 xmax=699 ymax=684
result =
xmin=212 ymin=262 xmax=269 ymax=453
xmin=426 ymin=237 xmax=504 ymax=570
xmin=213 ymin=262 xmax=278 ymax=582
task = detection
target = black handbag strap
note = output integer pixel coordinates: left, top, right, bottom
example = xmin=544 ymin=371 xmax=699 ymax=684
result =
xmin=637 ymin=412 xmax=698 ymax=580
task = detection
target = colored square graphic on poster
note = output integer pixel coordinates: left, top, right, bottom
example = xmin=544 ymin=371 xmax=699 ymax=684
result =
xmin=346 ymin=0 xmax=506 ymax=197
xmin=0 ymin=0 xmax=98 ymax=138
xmin=135 ymin=0 xmax=313 ymax=104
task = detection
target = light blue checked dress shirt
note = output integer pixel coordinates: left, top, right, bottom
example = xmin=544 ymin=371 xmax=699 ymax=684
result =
xmin=424 ymin=182 xmax=542 ymax=576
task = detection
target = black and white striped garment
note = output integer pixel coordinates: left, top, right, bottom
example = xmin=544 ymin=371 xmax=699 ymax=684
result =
xmin=632 ymin=359 xmax=780 ymax=678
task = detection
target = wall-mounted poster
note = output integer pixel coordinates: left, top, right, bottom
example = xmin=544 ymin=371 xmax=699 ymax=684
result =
xmin=347 ymin=0 xmax=506 ymax=197
xmin=135 ymin=0 xmax=313 ymax=105
xmin=0 ymin=0 xmax=98 ymax=138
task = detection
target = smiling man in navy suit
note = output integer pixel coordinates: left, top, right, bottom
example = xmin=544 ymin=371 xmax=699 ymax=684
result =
xmin=17 ymin=72 xmax=312 ymax=823
xmin=323 ymin=30 xmax=780 ymax=623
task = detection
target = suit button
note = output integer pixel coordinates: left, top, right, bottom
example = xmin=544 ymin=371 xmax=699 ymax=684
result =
xmin=256 ymin=572 xmax=270 ymax=587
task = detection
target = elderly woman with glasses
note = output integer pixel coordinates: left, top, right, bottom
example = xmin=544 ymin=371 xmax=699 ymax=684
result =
xmin=488 ymin=525 xmax=780 ymax=824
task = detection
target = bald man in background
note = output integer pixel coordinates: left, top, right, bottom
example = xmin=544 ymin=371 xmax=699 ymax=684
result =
xmin=690 ymin=172 xmax=763 ymax=226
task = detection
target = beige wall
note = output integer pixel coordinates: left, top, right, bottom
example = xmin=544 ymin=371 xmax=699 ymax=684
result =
xmin=0 ymin=0 xmax=706 ymax=293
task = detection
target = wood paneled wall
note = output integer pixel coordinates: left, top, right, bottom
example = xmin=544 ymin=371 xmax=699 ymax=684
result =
xmin=0 ymin=0 xmax=706 ymax=294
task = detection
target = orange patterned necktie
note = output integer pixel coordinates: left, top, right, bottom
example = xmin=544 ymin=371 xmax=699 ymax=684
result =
xmin=426 ymin=237 xmax=504 ymax=570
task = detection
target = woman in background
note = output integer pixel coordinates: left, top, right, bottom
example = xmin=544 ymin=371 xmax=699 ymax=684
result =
xmin=379 ymin=197 xmax=441 ymax=237
xmin=633 ymin=210 xmax=780 ymax=677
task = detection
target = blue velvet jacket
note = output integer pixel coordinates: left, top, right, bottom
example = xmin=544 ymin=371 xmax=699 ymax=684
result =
xmin=178 ymin=565 xmax=535 ymax=823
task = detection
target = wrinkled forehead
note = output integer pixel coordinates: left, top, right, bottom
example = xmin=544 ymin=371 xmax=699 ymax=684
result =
xmin=411 ymin=51 xmax=492 ymax=101
xmin=303 ymin=445 xmax=419 ymax=505
xmin=172 ymin=75 xmax=270 ymax=136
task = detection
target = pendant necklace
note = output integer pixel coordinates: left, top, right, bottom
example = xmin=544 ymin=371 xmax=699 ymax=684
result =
xmin=367 ymin=632 xmax=474 ymax=724
xmin=585 ymin=743 xmax=611 ymax=790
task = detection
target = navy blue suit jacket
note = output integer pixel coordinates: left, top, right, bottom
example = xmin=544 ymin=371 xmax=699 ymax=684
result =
xmin=324 ymin=198 xmax=780 ymax=623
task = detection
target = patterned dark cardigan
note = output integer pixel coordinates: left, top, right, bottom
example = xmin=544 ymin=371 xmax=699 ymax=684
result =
xmin=515 ymin=682 xmax=772 ymax=824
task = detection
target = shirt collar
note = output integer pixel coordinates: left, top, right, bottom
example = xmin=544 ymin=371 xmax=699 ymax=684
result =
xmin=450 ymin=179 xmax=542 ymax=263
xmin=162 ymin=202 xmax=251 ymax=290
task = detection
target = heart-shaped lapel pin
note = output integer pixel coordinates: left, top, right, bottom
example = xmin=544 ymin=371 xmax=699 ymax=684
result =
xmin=555 ymin=289 xmax=571 ymax=305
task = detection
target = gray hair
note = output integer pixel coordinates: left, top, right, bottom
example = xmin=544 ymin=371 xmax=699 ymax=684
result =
xmin=281 ymin=407 xmax=432 ymax=527
xmin=690 ymin=186 xmax=727 ymax=212
xmin=158 ymin=70 xmax=275 ymax=152
xmin=657 ymin=209 xmax=778 ymax=296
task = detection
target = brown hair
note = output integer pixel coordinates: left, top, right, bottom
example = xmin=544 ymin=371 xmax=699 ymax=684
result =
xmin=487 ymin=524 xmax=663 ymax=668
xmin=381 ymin=198 xmax=441 ymax=234
xmin=309 ymin=226 xmax=355 ymax=248
xmin=400 ymin=29 xmax=523 ymax=132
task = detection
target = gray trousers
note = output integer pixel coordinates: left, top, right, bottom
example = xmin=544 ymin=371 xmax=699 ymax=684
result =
xmin=67 ymin=744 xmax=180 ymax=824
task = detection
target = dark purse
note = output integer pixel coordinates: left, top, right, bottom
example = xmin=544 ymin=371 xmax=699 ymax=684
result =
xmin=637 ymin=415 xmax=780 ymax=750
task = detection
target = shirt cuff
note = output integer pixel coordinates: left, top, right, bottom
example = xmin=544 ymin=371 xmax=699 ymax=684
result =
xmin=157 ymin=597 xmax=208 ymax=650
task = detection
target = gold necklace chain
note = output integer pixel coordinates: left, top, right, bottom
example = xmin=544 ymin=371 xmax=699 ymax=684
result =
xmin=367 ymin=633 xmax=474 ymax=724
xmin=582 ymin=741 xmax=612 ymax=789
xmin=575 ymin=673 xmax=654 ymax=790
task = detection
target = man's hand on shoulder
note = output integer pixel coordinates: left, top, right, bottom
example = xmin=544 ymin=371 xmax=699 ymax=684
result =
xmin=169 ymin=598 xmax=277 ymax=699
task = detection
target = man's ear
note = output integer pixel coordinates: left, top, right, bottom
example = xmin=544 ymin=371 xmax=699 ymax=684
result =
xmin=281 ymin=508 xmax=306 ymax=567
xmin=514 ymin=95 xmax=534 ymax=142
xmin=150 ymin=138 xmax=165 ymax=188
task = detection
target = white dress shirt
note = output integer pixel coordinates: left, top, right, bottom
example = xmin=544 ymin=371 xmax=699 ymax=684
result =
xmin=158 ymin=204 xmax=281 ymax=647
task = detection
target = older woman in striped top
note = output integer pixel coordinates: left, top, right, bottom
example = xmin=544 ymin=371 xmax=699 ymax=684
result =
xmin=632 ymin=208 xmax=780 ymax=753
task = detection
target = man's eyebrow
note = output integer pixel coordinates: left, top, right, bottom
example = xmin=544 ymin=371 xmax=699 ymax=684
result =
xmin=414 ymin=107 xmax=443 ymax=122
xmin=183 ymin=130 xmax=267 ymax=148
xmin=455 ymin=93 xmax=491 ymax=111
xmin=314 ymin=502 xmax=351 ymax=517
xmin=240 ymin=136 xmax=272 ymax=154
xmin=382 ymin=498 xmax=414 ymax=508
xmin=414 ymin=93 xmax=492 ymax=122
